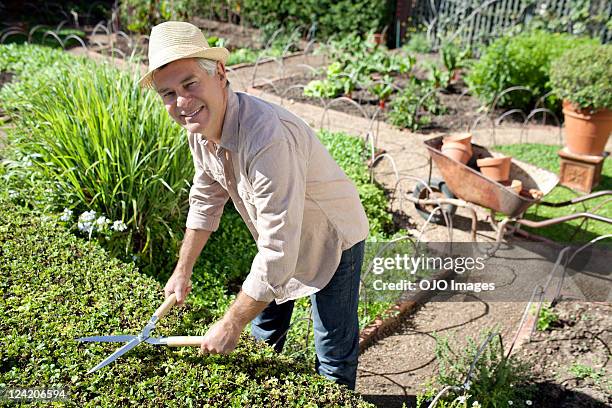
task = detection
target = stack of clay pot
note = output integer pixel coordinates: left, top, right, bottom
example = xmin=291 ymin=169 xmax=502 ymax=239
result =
xmin=441 ymin=133 xmax=473 ymax=164
xmin=476 ymin=155 xmax=512 ymax=184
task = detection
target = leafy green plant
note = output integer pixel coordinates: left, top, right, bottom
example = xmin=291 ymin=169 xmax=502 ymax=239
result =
xmin=0 ymin=196 xmax=374 ymax=407
xmin=440 ymin=40 xmax=472 ymax=82
xmin=403 ymin=32 xmax=433 ymax=53
xmin=389 ymin=78 xmax=445 ymax=130
xmin=418 ymin=329 xmax=535 ymax=408
xmin=304 ymin=62 xmax=357 ymax=99
xmin=550 ymin=43 xmax=612 ymax=111
xmin=305 ymin=34 xmax=414 ymax=101
xmin=426 ymin=62 xmax=452 ymax=89
xmin=568 ymin=363 xmax=608 ymax=386
xmin=466 ymin=30 xmax=599 ymax=111
xmin=368 ymin=75 xmax=394 ymax=107
xmin=536 ymin=304 xmax=560 ymax=331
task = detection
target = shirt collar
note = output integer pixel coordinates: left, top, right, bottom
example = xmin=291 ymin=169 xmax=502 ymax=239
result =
xmin=219 ymin=86 xmax=239 ymax=153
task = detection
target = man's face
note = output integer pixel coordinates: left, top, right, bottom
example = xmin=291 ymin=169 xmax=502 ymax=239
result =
xmin=153 ymin=58 xmax=227 ymax=136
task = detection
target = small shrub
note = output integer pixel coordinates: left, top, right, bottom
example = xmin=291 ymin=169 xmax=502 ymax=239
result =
xmin=466 ymin=31 xmax=598 ymax=111
xmin=417 ymin=329 xmax=535 ymax=408
xmin=402 ymin=32 xmax=433 ymax=53
xmin=550 ymin=43 xmax=612 ymax=111
xmin=388 ymin=78 xmax=445 ymax=130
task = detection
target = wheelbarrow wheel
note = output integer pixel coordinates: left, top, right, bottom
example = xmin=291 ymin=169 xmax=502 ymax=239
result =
xmin=413 ymin=178 xmax=457 ymax=224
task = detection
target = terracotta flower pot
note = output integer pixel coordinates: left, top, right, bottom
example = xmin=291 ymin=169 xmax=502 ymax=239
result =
xmin=441 ymin=133 xmax=473 ymax=164
xmin=371 ymin=33 xmax=386 ymax=45
xmin=443 ymin=132 xmax=472 ymax=147
xmin=562 ymin=100 xmax=612 ymax=156
xmin=477 ymin=156 xmax=512 ymax=182
xmin=442 ymin=142 xmax=472 ymax=164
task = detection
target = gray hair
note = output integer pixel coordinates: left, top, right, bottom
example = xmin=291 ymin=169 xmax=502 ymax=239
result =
xmin=196 ymin=58 xmax=218 ymax=76
xmin=152 ymin=58 xmax=226 ymax=91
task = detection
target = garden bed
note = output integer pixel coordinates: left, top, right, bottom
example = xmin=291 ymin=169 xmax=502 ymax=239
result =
xmin=258 ymin=73 xmax=485 ymax=133
xmin=517 ymin=301 xmax=611 ymax=407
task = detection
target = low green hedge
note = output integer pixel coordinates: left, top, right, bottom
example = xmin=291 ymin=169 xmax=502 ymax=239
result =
xmin=0 ymin=196 xmax=373 ymax=407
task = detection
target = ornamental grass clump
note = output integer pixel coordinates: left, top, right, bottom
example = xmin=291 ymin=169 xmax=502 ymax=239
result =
xmin=550 ymin=43 xmax=612 ymax=112
xmin=0 ymin=197 xmax=374 ymax=407
xmin=1 ymin=44 xmax=192 ymax=266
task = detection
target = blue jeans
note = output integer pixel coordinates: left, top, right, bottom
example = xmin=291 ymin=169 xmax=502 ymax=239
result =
xmin=251 ymin=240 xmax=365 ymax=390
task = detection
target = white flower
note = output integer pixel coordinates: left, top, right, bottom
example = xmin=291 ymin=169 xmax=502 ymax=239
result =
xmin=508 ymin=402 xmax=513 ymax=406
xmin=472 ymin=402 xmax=481 ymax=408
xmin=525 ymin=401 xmax=532 ymax=406
xmin=96 ymin=216 xmax=109 ymax=227
xmin=60 ymin=208 xmax=73 ymax=222
xmin=79 ymin=210 xmax=96 ymax=223
xmin=455 ymin=395 xmax=467 ymax=404
xmin=464 ymin=380 xmax=471 ymax=390
xmin=111 ymin=220 xmax=127 ymax=232
xmin=77 ymin=222 xmax=93 ymax=233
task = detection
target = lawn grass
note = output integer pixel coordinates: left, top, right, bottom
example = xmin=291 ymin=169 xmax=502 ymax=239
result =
xmin=493 ymin=143 xmax=611 ymax=243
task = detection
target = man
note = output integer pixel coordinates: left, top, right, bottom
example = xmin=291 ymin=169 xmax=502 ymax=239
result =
xmin=139 ymin=21 xmax=369 ymax=390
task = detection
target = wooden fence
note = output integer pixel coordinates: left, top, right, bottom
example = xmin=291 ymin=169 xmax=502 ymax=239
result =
xmin=397 ymin=0 xmax=612 ymax=48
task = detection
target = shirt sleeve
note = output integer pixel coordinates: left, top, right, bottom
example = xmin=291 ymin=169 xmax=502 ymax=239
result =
xmin=241 ymin=139 xmax=307 ymax=302
xmin=185 ymin=152 xmax=230 ymax=232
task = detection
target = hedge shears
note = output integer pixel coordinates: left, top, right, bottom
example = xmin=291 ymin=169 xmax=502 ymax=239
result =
xmin=77 ymin=293 xmax=204 ymax=374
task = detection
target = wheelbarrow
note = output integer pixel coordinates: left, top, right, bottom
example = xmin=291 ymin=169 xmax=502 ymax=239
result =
xmin=407 ymin=136 xmax=612 ymax=246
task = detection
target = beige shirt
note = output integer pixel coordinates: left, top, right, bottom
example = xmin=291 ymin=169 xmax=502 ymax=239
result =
xmin=186 ymin=87 xmax=369 ymax=304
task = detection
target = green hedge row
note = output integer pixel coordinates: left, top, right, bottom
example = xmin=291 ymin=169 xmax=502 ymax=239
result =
xmin=0 ymin=196 xmax=374 ymax=407
xmin=119 ymin=0 xmax=394 ymax=39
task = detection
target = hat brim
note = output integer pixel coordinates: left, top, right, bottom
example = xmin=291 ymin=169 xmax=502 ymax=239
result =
xmin=138 ymin=46 xmax=229 ymax=88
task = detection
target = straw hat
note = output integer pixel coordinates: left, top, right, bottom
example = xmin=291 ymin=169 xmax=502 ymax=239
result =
xmin=138 ymin=21 xmax=229 ymax=88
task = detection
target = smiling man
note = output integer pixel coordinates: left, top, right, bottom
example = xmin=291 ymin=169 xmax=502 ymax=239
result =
xmin=139 ymin=21 xmax=369 ymax=390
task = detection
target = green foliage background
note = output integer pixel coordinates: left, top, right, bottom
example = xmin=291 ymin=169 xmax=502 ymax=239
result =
xmin=466 ymin=30 xmax=599 ymax=112
xmin=119 ymin=0 xmax=394 ymax=40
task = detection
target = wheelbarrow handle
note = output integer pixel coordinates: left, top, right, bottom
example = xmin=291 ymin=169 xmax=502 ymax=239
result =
xmin=164 ymin=336 xmax=205 ymax=347
xmin=153 ymin=293 xmax=177 ymax=319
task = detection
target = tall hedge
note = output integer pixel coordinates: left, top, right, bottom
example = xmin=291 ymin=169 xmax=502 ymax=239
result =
xmin=0 ymin=196 xmax=373 ymax=407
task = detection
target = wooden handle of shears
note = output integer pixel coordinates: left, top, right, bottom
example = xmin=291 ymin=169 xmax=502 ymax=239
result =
xmin=154 ymin=293 xmax=177 ymax=319
xmin=164 ymin=336 xmax=205 ymax=347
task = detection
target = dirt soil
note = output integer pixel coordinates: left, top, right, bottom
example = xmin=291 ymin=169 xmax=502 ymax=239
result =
xmin=258 ymin=72 xmax=542 ymax=134
xmin=516 ymin=301 xmax=611 ymax=408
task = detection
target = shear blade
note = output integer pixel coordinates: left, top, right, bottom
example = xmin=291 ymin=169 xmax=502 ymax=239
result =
xmin=77 ymin=335 xmax=138 ymax=343
xmin=87 ymin=337 xmax=142 ymax=374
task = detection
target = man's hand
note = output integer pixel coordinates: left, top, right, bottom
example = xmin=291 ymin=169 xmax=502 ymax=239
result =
xmin=199 ymin=291 xmax=269 ymax=355
xmin=164 ymin=268 xmax=192 ymax=305
xmin=199 ymin=317 xmax=242 ymax=355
